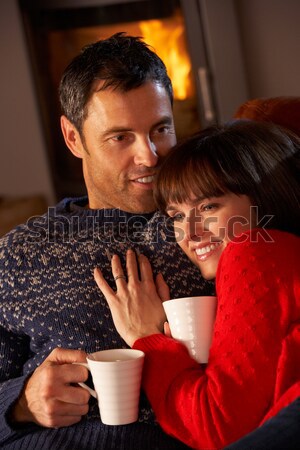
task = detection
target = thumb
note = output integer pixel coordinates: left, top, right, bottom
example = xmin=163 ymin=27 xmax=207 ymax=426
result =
xmin=155 ymin=273 xmax=170 ymax=302
xmin=163 ymin=321 xmax=172 ymax=337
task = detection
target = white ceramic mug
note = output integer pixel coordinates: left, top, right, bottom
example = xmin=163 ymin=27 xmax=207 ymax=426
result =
xmin=74 ymin=348 xmax=145 ymax=425
xmin=163 ymin=296 xmax=217 ymax=363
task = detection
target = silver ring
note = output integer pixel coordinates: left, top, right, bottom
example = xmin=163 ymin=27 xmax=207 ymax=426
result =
xmin=114 ymin=275 xmax=126 ymax=282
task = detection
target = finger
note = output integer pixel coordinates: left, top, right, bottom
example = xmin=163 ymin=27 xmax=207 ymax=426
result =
xmin=155 ymin=273 xmax=170 ymax=301
xmin=39 ymin=398 xmax=89 ymax=428
xmin=163 ymin=321 xmax=172 ymax=337
xmin=39 ymin=360 xmax=89 ymax=390
xmin=60 ymin=363 xmax=89 ymax=384
xmin=94 ymin=267 xmax=116 ymax=298
xmin=111 ymin=254 xmax=127 ymax=285
xmin=58 ymin=385 xmax=91 ymax=405
xmin=126 ymin=249 xmax=139 ymax=282
xmin=45 ymin=348 xmax=87 ymax=365
xmin=138 ymin=254 xmax=154 ymax=282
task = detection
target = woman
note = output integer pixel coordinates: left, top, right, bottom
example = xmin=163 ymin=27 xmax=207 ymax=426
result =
xmin=94 ymin=121 xmax=300 ymax=449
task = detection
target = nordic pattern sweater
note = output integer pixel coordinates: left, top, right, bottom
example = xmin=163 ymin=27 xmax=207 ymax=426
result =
xmin=133 ymin=229 xmax=300 ymax=450
xmin=0 ymin=197 xmax=213 ymax=450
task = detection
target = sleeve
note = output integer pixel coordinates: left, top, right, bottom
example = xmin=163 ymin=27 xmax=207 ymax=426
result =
xmin=0 ymin=235 xmax=37 ymax=444
xmin=0 ymin=326 xmax=36 ymax=443
xmin=133 ymin=231 xmax=300 ymax=449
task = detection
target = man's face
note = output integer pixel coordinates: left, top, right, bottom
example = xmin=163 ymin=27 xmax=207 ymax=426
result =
xmin=63 ymin=81 xmax=176 ymax=212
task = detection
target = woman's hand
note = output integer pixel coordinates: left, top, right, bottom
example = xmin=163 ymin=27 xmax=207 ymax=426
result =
xmin=94 ymin=250 xmax=170 ymax=347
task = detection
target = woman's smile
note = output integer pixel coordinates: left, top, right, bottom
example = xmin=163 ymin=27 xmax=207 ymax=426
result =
xmin=193 ymin=240 xmax=224 ymax=261
xmin=168 ymin=193 xmax=255 ymax=280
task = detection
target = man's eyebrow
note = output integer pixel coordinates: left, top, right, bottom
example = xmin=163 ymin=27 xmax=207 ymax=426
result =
xmin=102 ymin=127 xmax=133 ymax=139
xmin=101 ymin=116 xmax=173 ymax=139
xmin=151 ymin=116 xmax=173 ymax=129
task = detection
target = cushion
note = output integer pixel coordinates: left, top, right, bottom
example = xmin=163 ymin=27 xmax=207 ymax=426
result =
xmin=234 ymin=97 xmax=300 ymax=137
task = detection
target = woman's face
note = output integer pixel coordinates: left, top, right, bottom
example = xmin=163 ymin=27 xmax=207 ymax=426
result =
xmin=166 ymin=193 xmax=255 ymax=280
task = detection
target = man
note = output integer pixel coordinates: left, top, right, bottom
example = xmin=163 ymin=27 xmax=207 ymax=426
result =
xmin=0 ymin=33 xmax=211 ymax=449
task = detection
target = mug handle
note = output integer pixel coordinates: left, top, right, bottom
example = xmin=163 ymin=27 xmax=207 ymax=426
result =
xmin=72 ymin=362 xmax=97 ymax=398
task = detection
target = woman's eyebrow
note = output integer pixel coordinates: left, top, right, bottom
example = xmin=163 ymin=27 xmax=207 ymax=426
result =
xmin=165 ymin=205 xmax=177 ymax=212
xmin=190 ymin=196 xmax=207 ymax=206
xmin=166 ymin=196 xmax=207 ymax=211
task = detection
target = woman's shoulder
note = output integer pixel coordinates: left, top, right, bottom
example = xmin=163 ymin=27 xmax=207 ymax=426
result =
xmin=218 ymin=229 xmax=299 ymax=277
xmin=232 ymin=228 xmax=299 ymax=247
xmin=231 ymin=228 xmax=299 ymax=251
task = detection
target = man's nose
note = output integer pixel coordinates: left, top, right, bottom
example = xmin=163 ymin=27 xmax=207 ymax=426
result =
xmin=133 ymin=138 xmax=159 ymax=167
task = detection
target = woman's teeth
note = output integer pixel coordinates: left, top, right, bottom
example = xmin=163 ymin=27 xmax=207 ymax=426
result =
xmin=195 ymin=241 xmax=222 ymax=256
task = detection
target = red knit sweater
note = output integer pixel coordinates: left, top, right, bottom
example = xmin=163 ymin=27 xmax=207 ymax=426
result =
xmin=133 ymin=229 xmax=300 ymax=450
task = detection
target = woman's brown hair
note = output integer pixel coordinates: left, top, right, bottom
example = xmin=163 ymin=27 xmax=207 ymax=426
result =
xmin=154 ymin=120 xmax=300 ymax=236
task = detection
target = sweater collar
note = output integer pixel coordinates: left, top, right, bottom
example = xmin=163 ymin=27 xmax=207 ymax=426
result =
xmin=56 ymin=196 xmax=156 ymax=222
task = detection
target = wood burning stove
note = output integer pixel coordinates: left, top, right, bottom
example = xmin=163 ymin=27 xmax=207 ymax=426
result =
xmin=19 ymin=0 xmax=248 ymax=200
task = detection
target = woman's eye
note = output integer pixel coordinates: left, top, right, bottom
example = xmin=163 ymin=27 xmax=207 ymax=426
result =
xmin=202 ymin=203 xmax=218 ymax=212
xmin=170 ymin=213 xmax=184 ymax=222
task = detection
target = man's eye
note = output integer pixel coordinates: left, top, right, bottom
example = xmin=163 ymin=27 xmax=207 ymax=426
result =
xmin=154 ymin=125 xmax=172 ymax=135
xmin=158 ymin=126 xmax=168 ymax=133
xmin=111 ymin=135 xmax=126 ymax=142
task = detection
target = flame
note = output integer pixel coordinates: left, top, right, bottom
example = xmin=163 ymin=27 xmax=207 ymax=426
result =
xmin=49 ymin=8 xmax=194 ymax=100
xmin=139 ymin=12 xmax=193 ymax=100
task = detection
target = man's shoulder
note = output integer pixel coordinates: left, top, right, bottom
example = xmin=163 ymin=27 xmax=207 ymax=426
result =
xmin=0 ymin=197 xmax=80 ymax=250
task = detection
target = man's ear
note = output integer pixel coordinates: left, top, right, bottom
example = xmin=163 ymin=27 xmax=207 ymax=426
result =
xmin=60 ymin=115 xmax=84 ymax=159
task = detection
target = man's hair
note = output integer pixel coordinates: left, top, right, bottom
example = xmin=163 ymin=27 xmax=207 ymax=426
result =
xmin=59 ymin=32 xmax=173 ymax=133
xmin=154 ymin=120 xmax=300 ymax=237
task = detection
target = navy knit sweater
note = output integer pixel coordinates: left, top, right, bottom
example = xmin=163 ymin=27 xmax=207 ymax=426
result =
xmin=0 ymin=197 xmax=213 ymax=450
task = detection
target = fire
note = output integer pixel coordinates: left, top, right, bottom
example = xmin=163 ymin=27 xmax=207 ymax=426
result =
xmin=49 ymin=8 xmax=194 ymax=101
xmin=139 ymin=11 xmax=193 ymax=100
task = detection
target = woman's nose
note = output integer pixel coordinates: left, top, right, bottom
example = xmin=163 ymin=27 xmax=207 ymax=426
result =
xmin=184 ymin=214 xmax=207 ymax=241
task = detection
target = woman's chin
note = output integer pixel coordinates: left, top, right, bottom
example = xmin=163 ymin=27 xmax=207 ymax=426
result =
xmin=197 ymin=264 xmax=217 ymax=281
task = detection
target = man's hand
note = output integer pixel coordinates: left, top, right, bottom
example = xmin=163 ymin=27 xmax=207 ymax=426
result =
xmin=11 ymin=348 xmax=91 ymax=428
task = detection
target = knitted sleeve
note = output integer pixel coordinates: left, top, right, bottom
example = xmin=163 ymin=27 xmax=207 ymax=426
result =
xmin=0 ymin=234 xmax=35 ymax=442
xmin=133 ymin=230 xmax=300 ymax=450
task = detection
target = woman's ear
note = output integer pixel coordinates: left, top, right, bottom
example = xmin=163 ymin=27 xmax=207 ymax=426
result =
xmin=60 ymin=115 xmax=84 ymax=159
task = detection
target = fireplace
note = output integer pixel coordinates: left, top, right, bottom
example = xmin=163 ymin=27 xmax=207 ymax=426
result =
xmin=18 ymin=0 xmax=247 ymax=200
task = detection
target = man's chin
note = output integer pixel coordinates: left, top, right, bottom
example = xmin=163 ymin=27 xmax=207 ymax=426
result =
xmin=122 ymin=197 xmax=156 ymax=214
xmin=124 ymin=204 xmax=156 ymax=214
xmin=87 ymin=190 xmax=156 ymax=213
